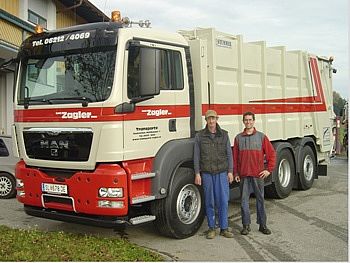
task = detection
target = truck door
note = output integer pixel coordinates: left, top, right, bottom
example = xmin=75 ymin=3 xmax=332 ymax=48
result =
xmin=123 ymin=41 xmax=190 ymax=160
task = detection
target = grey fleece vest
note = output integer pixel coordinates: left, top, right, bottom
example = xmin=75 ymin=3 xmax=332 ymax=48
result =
xmin=198 ymin=125 xmax=229 ymax=174
xmin=236 ymin=130 xmax=264 ymax=151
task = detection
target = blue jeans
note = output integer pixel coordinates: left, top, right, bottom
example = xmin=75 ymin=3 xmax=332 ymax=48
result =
xmin=202 ymin=172 xmax=229 ymax=230
xmin=240 ymin=176 xmax=266 ymax=226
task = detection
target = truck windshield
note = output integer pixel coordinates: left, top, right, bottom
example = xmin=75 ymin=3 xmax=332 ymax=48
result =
xmin=18 ymin=49 xmax=116 ymax=106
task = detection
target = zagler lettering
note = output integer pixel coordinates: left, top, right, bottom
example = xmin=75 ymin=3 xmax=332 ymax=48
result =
xmin=56 ymin=111 xmax=96 ymax=120
xmin=141 ymin=109 xmax=171 ymax=117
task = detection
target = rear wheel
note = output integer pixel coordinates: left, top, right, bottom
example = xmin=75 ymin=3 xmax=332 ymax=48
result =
xmin=0 ymin=172 xmax=16 ymax=199
xmin=266 ymin=149 xmax=295 ymax=199
xmin=152 ymin=167 xmax=205 ymax=239
xmin=298 ymin=146 xmax=316 ymax=190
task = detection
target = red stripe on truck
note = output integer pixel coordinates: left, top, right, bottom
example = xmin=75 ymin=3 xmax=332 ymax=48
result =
xmin=14 ymin=105 xmax=191 ymax=122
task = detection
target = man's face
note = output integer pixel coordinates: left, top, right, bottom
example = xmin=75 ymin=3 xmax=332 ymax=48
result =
xmin=206 ymin=116 xmax=217 ymax=129
xmin=243 ymin=115 xmax=255 ymax=129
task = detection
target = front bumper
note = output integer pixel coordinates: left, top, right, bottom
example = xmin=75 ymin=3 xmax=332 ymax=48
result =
xmin=16 ymin=161 xmax=129 ymax=216
xmin=24 ymin=205 xmax=128 ymax=228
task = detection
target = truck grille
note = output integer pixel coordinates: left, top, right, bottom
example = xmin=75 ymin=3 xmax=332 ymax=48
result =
xmin=23 ymin=128 xmax=93 ymax=161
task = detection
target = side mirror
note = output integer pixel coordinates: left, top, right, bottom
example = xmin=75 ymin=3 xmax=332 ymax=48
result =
xmin=115 ymin=101 xmax=135 ymax=113
xmin=139 ymin=48 xmax=160 ymax=97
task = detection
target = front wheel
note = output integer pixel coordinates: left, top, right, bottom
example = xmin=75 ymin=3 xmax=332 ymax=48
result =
xmin=265 ymin=148 xmax=295 ymax=199
xmin=152 ymin=168 xmax=205 ymax=239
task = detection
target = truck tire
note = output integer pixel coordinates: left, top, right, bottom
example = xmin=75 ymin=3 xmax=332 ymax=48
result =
xmin=0 ymin=172 xmax=16 ymax=199
xmin=266 ymin=149 xmax=295 ymax=199
xmin=152 ymin=167 xmax=204 ymax=239
xmin=298 ymin=146 xmax=316 ymax=190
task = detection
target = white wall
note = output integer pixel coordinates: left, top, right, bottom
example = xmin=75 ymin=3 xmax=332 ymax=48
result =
xmin=0 ymin=74 xmax=5 ymax=135
xmin=0 ymin=73 xmax=14 ymax=136
xmin=6 ymin=72 xmax=14 ymax=136
xmin=27 ymin=0 xmax=57 ymax=30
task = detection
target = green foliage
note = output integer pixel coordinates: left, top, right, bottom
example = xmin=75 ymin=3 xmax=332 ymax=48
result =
xmin=0 ymin=225 xmax=163 ymax=261
xmin=333 ymin=91 xmax=347 ymax=116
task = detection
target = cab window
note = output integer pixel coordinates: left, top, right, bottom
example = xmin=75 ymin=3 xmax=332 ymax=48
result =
xmin=127 ymin=45 xmax=184 ymax=99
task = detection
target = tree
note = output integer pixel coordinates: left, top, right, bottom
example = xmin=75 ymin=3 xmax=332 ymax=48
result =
xmin=333 ymin=91 xmax=346 ymax=116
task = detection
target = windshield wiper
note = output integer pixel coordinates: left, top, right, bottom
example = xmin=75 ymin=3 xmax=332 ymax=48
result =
xmin=23 ymin=96 xmax=91 ymax=109
xmin=47 ymin=97 xmax=92 ymax=107
xmin=24 ymin=98 xmax=52 ymax=109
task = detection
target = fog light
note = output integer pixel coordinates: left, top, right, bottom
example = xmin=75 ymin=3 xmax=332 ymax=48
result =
xmin=16 ymin=179 xmax=24 ymax=188
xmin=17 ymin=190 xmax=25 ymax=197
xmin=98 ymin=200 xmax=124 ymax=208
xmin=98 ymin=187 xmax=123 ymax=198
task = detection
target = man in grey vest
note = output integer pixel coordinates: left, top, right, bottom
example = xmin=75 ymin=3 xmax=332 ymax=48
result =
xmin=194 ymin=109 xmax=234 ymax=239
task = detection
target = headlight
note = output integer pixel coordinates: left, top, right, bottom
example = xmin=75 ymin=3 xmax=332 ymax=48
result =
xmin=16 ymin=179 xmax=24 ymax=188
xmin=99 ymin=188 xmax=108 ymax=197
xmin=98 ymin=187 xmax=123 ymax=198
xmin=107 ymin=188 xmax=123 ymax=198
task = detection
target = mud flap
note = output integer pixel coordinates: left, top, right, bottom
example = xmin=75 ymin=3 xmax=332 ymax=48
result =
xmin=317 ymin=164 xmax=327 ymax=177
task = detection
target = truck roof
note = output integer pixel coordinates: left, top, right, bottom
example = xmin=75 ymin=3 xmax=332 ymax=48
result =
xmin=119 ymin=27 xmax=189 ymax=47
xmin=18 ymin=22 xmax=189 ymax=58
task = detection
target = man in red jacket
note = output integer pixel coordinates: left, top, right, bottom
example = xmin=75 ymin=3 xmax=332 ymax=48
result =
xmin=233 ymin=111 xmax=276 ymax=235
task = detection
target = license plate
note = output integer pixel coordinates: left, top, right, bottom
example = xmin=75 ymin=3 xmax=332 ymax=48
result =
xmin=42 ymin=183 xmax=68 ymax=195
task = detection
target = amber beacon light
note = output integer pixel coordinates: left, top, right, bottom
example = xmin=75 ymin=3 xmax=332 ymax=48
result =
xmin=111 ymin=10 xmax=121 ymax=22
xmin=35 ymin=24 xmax=44 ymax=34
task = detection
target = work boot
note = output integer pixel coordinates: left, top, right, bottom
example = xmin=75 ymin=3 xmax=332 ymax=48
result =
xmin=206 ymin=228 xmax=216 ymax=239
xmin=240 ymin=224 xmax=251 ymax=235
xmin=259 ymin=225 xmax=271 ymax=235
xmin=220 ymin=229 xmax=234 ymax=238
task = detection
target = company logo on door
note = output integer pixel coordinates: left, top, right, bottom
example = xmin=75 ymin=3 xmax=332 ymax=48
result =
xmin=141 ymin=109 xmax=172 ymax=117
xmin=56 ymin=111 xmax=97 ymax=119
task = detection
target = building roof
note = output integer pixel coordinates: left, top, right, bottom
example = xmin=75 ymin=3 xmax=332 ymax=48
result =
xmin=58 ymin=0 xmax=110 ymax=22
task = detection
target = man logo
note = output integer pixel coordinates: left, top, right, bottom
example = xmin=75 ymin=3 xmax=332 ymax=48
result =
xmin=51 ymin=148 xmax=58 ymax=157
xmin=40 ymin=140 xmax=69 ymax=149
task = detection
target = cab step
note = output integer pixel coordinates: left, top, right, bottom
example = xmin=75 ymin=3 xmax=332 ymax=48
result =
xmin=131 ymin=195 xmax=155 ymax=204
xmin=129 ymin=215 xmax=156 ymax=225
xmin=131 ymin=172 xmax=155 ymax=180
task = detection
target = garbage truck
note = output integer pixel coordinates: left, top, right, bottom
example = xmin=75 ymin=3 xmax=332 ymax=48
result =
xmin=13 ymin=12 xmax=336 ymax=238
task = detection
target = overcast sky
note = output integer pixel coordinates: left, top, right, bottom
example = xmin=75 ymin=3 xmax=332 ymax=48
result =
xmin=90 ymin=0 xmax=348 ymax=99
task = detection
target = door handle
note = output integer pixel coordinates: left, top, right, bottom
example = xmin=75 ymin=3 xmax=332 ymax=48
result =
xmin=169 ymin=119 xmax=176 ymax=132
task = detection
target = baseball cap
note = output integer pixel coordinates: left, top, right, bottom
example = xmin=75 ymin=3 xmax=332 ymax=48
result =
xmin=205 ymin=110 xmax=218 ymax=119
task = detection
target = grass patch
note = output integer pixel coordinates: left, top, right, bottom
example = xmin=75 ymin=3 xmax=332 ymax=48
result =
xmin=0 ymin=225 xmax=164 ymax=261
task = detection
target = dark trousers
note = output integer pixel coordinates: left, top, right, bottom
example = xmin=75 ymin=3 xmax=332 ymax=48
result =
xmin=240 ymin=176 xmax=267 ymax=226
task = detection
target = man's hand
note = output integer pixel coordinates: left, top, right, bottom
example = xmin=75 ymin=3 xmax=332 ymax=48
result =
xmin=195 ymin=173 xmax=201 ymax=185
xmin=259 ymin=170 xmax=271 ymax=179
xmin=234 ymin=175 xmax=240 ymax=182
xmin=228 ymin=172 xmax=234 ymax=184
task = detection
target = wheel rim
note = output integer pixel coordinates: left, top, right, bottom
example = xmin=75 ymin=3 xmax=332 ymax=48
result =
xmin=278 ymin=159 xmax=291 ymax=187
xmin=0 ymin=176 xmax=12 ymax=197
xmin=176 ymin=183 xmax=201 ymax=224
xmin=303 ymin=155 xmax=314 ymax=181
